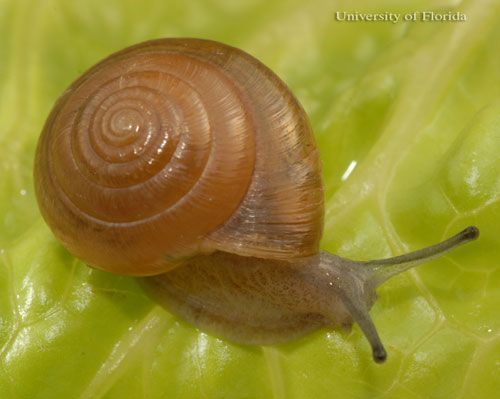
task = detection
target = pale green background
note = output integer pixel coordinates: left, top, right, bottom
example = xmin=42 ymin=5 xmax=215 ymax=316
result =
xmin=0 ymin=0 xmax=499 ymax=398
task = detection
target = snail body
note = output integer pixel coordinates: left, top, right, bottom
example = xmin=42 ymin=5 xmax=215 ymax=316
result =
xmin=34 ymin=38 xmax=479 ymax=363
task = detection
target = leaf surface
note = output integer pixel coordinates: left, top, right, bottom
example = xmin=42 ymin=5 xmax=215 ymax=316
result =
xmin=0 ymin=0 xmax=498 ymax=398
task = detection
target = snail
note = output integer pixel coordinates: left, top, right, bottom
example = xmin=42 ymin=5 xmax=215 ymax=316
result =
xmin=34 ymin=38 xmax=479 ymax=363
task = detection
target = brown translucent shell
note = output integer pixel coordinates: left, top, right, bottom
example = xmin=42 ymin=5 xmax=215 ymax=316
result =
xmin=34 ymin=38 xmax=324 ymax=275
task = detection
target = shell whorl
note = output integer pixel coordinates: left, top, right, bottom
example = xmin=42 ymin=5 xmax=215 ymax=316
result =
xmin=35 ymin=38 xmax=324 ymax=276
xmin=35 ymin=39 xmax=257 ymax=274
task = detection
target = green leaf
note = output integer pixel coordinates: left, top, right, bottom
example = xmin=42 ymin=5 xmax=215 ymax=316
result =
xmin=0 ymin=0 xmax=499 ymax=398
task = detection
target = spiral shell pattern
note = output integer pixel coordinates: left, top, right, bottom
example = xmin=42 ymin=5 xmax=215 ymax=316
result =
xmin=35 ymin=38 xmax=324 ymax=276
xmin=35 ymin=40 xmax=256 ymax=275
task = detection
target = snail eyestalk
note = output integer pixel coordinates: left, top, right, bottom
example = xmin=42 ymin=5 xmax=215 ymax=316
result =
xmin=318 ymin=226 xmax=479 ymax=363
xmin=336 ymin=289 xmax=387 ymax=363
xmin=363 ymin=226 xmax=480 ymax=287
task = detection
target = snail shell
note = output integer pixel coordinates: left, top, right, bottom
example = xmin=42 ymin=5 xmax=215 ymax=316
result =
xmin=34 ymin=38 xmax=323 ymax=275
